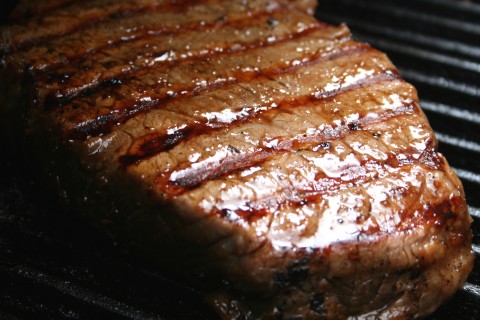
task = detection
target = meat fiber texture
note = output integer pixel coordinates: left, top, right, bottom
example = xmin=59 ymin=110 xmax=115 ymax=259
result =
xmin=0 ymin=0 xmax=473 ymax=318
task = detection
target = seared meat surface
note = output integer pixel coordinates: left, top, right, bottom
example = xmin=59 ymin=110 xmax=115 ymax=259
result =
xmin=0 ymin=0 xmax=473 ymax=318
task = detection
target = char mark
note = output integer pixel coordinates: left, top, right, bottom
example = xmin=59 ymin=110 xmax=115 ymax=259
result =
xmin=43 ymin=18 xmax=327 ymax=107
xmin=120 ymin=128 xmax=195 ymax=167
xmin=156 ymin=149 xmax=272 ymax=197
xmin=119 ymin=71 xmax=403 ymax=171
xmin=1 ymin=0 xmax=214 ymax=55
xmin=196 ymin=146 xmax=439 ymax=226
xmin=8 ymin=0 xmax=293 ymax=72
xmin=9 ymin=0 xmax=77 ymax=21
xmin=67 ymin=43 xmax=372 ymax=140
xmin=160 ymin=99 xmax=415 ymax=197
xmin=421 ymin=196 xmax=468 ymax=230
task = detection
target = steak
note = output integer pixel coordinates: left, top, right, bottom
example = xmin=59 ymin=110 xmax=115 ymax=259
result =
xmin=0 ymin=0 xmax=474 ymax=318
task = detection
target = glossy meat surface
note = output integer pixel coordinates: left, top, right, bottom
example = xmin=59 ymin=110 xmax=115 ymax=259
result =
xmin=0 ymin=0 xmax=473 ymax=318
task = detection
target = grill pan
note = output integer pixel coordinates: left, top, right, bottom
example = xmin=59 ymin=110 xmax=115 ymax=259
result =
xmin=1 ymin=0 xmax=479 ymax=319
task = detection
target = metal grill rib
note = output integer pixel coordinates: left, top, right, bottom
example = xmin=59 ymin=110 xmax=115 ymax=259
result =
xmin=420 ymin=101 xmax=480 ymax=125
xmin=473 ymin=244 xmax=480 ymax=256
xmin=452 ymin=168 xmax=480 ymax=185
xmin=355 ymin=36 xmax=480 ymax=73
xmin=398 ymin=69 xmax=480 ymax=97
xmin=8 ymin=266 xmax=163 ymax=320
xmin=463 ymin=283 xmax=480 ymax=297
xmin=469 ymin=207 xmax=480 ymax=219
xmin=435 ymin=134 xmax=480 ymax=154
xmin=330 ymin=17 xmax=480 ymax=60
xmin=316 ymin=0 xmax=480 ymax=45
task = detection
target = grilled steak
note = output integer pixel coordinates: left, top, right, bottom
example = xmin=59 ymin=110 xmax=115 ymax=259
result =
xmin=0 ymin=0 xmax=474 ymax=318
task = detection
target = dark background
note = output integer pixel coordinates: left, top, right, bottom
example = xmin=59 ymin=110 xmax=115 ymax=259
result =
xmin=1 ymin=0 xmax=479 ymax=319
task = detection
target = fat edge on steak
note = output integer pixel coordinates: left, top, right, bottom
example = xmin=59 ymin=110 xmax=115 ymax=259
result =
xmin=0 ymin=0 xmax=474 ymax=318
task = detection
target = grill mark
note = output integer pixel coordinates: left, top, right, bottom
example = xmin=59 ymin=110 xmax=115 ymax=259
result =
xmin=212 ymin=153 xmax=443 ymax=225
xmin=122 ymin=129 xmax=195 ymax=166
xmin=6 ymin=0 xmax=284 ymax=70
xmin=157 ymin=96 xmax=416 ymax=197
xmin=177 ymin=125 xmax=444 ymax=226
xmin=422 ymin=195 xmax=468 ymax=230
xmin=173 ymin=139 xmax=434 ymax=225
xmin=67 ymin=43 xmax=372 ymax=140
xmin=159 ymin=149 xmax=274 ymax=198
xmin=119 ymin=72 xmax=401 ymax=167
xmin=2 ymin=0 xmax=218 ymax=55
xmin=235 ymin=163 xmax=462 ymax=227
xmin=40 ymin=8 xmax=302 ymax=91
xmin=42 ymin=19 xmax=330 ymax=107
xmin=9 ymin=0 xmax=77 ymax=21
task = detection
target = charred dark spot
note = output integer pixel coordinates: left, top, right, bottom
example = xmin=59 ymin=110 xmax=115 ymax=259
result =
xmin=435 ymin=211 xmax=457 ymax=228
xmin=59 ymin=73 xmax=70 ymax=83
xmin=80 ymin=88 xmax=95 ymax=97
xmin=44 ymin=94 xmax=61 ymax=109
xmin=273 ymin=272 xmax=289 ymax=287
xmin=119 ymin=129 xmax=191 ymax=167
xmin=289 ymin=260 xmax=309 ymax=282
xmin=110 ymin=78 xmax=123 ymax=86
xmin=22 ymin=8 xmax=33 ymax=19
xmin=130 ymin=65 xmax=141 ymax=72
xmin=100 ymin=78 xmax=123 ymax=88
xmin=219 ymin=204 xmax=269 ymax=223
xmin=422 ymin=196 xmax=465 ymax=229
xmin=409 ymin=270 xmax=422 ymax=280
xmin=140 ymin=131 xmax=187 ymax=155
xmin=273 ymin=306 xmax=285 ymax=320
xmin=267 ymin=18 xmax=278 ymax=27
xmin=220 ymin=166 xmax=230 ymax=174
xmin=45 ymin=72 xmax=71 ymax=84
xmin=319 ymin=141 xmax=331 ymax=149
xmin=309 ymin=293 xmax=326 ymax=315
xmin=228 ymin=145 xmax=240 ymax=153
xmin=234 ymin=310 xmax=256 ymax=320
xmin=348 ymin=122 xmax=360 ymax=131
xmin=275 ymin=259 xmax=310 ymax=287
xmin=104 ymin=61 xmax=118 ymax=69
xmin=149 ymin=133 xmax=182 ymax=153
xmin=110 ymin=12 xmax=125 ymax=20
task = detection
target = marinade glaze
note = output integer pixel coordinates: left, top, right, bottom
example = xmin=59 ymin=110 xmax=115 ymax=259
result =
xmin=0 ymin=0 xmax=473 ymax=319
